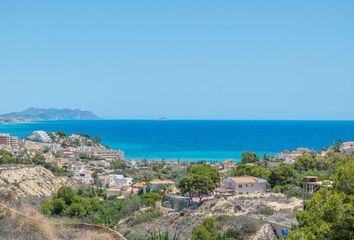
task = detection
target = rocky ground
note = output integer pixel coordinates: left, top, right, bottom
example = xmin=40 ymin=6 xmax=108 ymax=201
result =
xmin=120 ymin=193 xmax=302 ymax=239
xmin=0 ymin=165 xmax=71 ymax=201
xmin=0 ymin=201 xmax=121 ymax=240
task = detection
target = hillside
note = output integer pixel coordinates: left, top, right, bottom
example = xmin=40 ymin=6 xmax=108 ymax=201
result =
xmin=0 ymin=165 xmax=71 ymax=200
xmin=0 ymin=108 xmax=99 ymax=122
xmin=0 ymin=165 xmax=128 ymax=240
xmin=119 ymin=193 xmax=302 ymax=239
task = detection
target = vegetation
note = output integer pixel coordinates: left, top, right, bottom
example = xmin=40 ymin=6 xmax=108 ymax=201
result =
xmin=0 ymin=150 xmax=32 ymax=165
xmin=287 ymin=159 xmax=354 ymax=240
xmin=42 ymin=186 xmax=166 ymax=229
xmin=192 ymin=216 xmax=260 ymax=240
xmin=127 ymin=208 xmax=162 ymax=226
xmin=112 ymin=158 xmax=128 ymax=170
xmin=142 ymin=192 xmax=163 ymax=207
xmin=268 ymin=163 xmax=296 ymax=187
xmin=145 ymin=231 xmax=180 ymax=240
xmin=231 ymin=164 xmax=270 ymax=180
xmin=178 ymin=164 xmax=220 ymax=202
xmin=240 ymin=152 xmax=260 ymax=164
xmin=258 ymin=206 xmax=275 ymax=216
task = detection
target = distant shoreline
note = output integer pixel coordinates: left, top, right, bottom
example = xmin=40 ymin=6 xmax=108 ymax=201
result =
xmin=1 ymin=120 xmax=354 ymax=162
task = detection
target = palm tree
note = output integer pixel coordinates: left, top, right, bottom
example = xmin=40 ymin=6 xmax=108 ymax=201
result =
xmin=143 ymin=174 xmax=152 ymax=193
xmin=161 ymin=184 xmax=173 ymax=196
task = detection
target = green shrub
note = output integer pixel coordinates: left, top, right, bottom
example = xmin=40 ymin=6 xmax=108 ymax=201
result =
xmin=66 ymin=203 xmax=86 ymax=217
xmin=146 ymin=231 xmax=180 ymax=240
xmin=51 ymin=198 xmax=66 ymax=216
xmin=142 ymin=192 xmax=163 ymax=207
xmin=127 ymin=208 xmax=162 ymax=226
xmin=259 ymin=206 xmax=274 ymax=216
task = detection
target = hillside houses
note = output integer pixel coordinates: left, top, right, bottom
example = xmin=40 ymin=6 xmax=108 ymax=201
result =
xmin=98 ymin=174 xmax=133 ymax=187
xmin=217 ymin=176 xmax=267 ymax=195
xmin=276 ymin=147 xmax=311 ymax=164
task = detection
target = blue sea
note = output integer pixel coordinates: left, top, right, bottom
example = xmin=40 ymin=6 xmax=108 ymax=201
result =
xmin=1 ymin=120 xmax=354 ymax=162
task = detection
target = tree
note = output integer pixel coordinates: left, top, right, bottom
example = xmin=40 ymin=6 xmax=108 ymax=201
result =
xmin=241 ymin=152 xmax=260 ymax=164
xmin=269 ymin=163 xmax=296 ymax=187
xmin=142 ymin=192 xmax=163 ymax=207
xmin=287 ymin=189 xmax=354 ymax=240
xmin=187 ymin=164 xmax=220 ymax=186
xmin=93 ymin=135 xmax=101 ymax=144
xmin=56 ymin=130 xmax=66 ymax=138
xmin=333 ymin=159 xmax=354 ymax=195
xmin=192 ymin=217 xmax=218 ymax=240
xmin=112 ymin=158 xmax=127 ymax=170
xmin=51 ymin=198 xmax=65 ymax=215
xmin=287 ymin=159 xmax=354 ymax=240
xmin=66 ymin=203 xmax=86 ymax=218
xmin=232 ymin=164 xmax=270 ymax=180
xmin=294 ymin=155 xmax=324 ymax=172
xmin=178 ymin=164 xmax=220 ymax=202
xmin=161 ymin=184 xmax=173 ymax=195
xmin=56 ymin=186 xmax=76 ymax=205
xmin=178 ymin=174 xmax=194 ymax=200
xmin=179 ymin=174 xmax=216 ymax=202
xmin=32 ymin=153 xmax=46 ymax=165
xmin=263 ymin=153 xmax=270 ymax=168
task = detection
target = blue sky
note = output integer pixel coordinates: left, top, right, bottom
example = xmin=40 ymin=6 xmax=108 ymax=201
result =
xmin=1 ymin=1 xmax=353 ymax=119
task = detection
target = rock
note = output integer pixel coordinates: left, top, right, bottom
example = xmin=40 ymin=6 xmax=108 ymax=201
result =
xmin=0 ymin=165 xmax=71 ymax=199
xmin=250 ymin=223 xmax=277 ymax=240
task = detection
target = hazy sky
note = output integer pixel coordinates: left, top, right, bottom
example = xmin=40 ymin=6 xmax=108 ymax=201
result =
xmin=1 ymin=1 xmax=353 ymax=119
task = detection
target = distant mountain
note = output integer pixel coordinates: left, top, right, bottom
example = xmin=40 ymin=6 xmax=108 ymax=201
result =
xmin=0 ymin=108 xmax=99 ymax=122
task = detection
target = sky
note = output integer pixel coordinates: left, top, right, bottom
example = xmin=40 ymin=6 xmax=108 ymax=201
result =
xmin=1 ymin=1 xmax=354 ymax=120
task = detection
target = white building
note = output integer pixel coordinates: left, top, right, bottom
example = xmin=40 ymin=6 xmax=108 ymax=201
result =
xmin=221 ymin=176 xmax=267 ymax=194
xmin=341 ymin=142 xmax=354 ymax=153
xmin=276 ymin=147 xmax=311 ymax=164
xmin=27 ymin=131 xmax=52 ymax=143
xmin=98 ymin=174 xmax=133 ymax=187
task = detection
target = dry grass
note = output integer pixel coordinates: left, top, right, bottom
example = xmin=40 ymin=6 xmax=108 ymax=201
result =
xmin=0 ymin=201 xmax=121 ymax=240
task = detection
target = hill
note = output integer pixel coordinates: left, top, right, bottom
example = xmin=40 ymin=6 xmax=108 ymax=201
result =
xmin=0 ymin=108 xmax=99 ymax=123
xmin=0 ymin=165 xmax=71 ymax=200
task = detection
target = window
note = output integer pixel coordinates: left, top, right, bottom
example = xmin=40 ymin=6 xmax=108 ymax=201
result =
xmin=251 ymin=184 xmax=254 ymax=187
xmin=246 ymin=184 xmax=248 ymax=187
xmin=238 ymin=185 xmax=242 ymax=188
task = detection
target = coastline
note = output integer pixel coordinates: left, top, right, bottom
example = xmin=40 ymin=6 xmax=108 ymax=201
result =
xmin=1 ymin=120 xmax=354 ymax=162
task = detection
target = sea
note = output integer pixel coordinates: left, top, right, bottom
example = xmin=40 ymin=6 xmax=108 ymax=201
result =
xmin=1 ymin=120 xmax=354 ymax=162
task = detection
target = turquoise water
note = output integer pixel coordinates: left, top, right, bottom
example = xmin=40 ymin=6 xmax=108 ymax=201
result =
xmin=1 ymin=120 xmax=354 ymax=162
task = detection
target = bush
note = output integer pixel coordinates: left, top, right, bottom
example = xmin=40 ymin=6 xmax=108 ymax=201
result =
xmin=259 ymin=206 xmax=274 ymax=216
xmin=66 ymin=203 xmax=86 ymax=217
xmin=142 ymin=192 xmax=163 ymax=207
xmin=51 ymin=198 xmax=65 ymax=216
xmin=42 ymin=186 xmax=143 ymax=229
xmin=127 ymin=208 xmax=162 ymax=226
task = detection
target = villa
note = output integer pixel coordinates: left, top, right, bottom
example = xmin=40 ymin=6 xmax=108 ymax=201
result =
xmin=143 ymin=179 xmax=176 ymax=193
xmin=98 ymin=174 xmax=133 ymax=187
xmin=217 ymin=176 xmax=267 ymax=195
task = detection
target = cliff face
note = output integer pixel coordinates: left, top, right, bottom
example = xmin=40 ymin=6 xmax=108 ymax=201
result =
xmin=0 ymin=165 xmax=70 ymax=199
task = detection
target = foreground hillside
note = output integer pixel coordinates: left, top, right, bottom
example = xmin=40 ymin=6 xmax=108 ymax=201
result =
xmin=0 ymin=165 xmax=126 ymax=240
xmin=0 ymin=200 xmax=125 ymax=240
xmin=0 ymin=165 xmax=71 ymax=200
xmin=119 ymin=193 xmax=301 ymax=239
